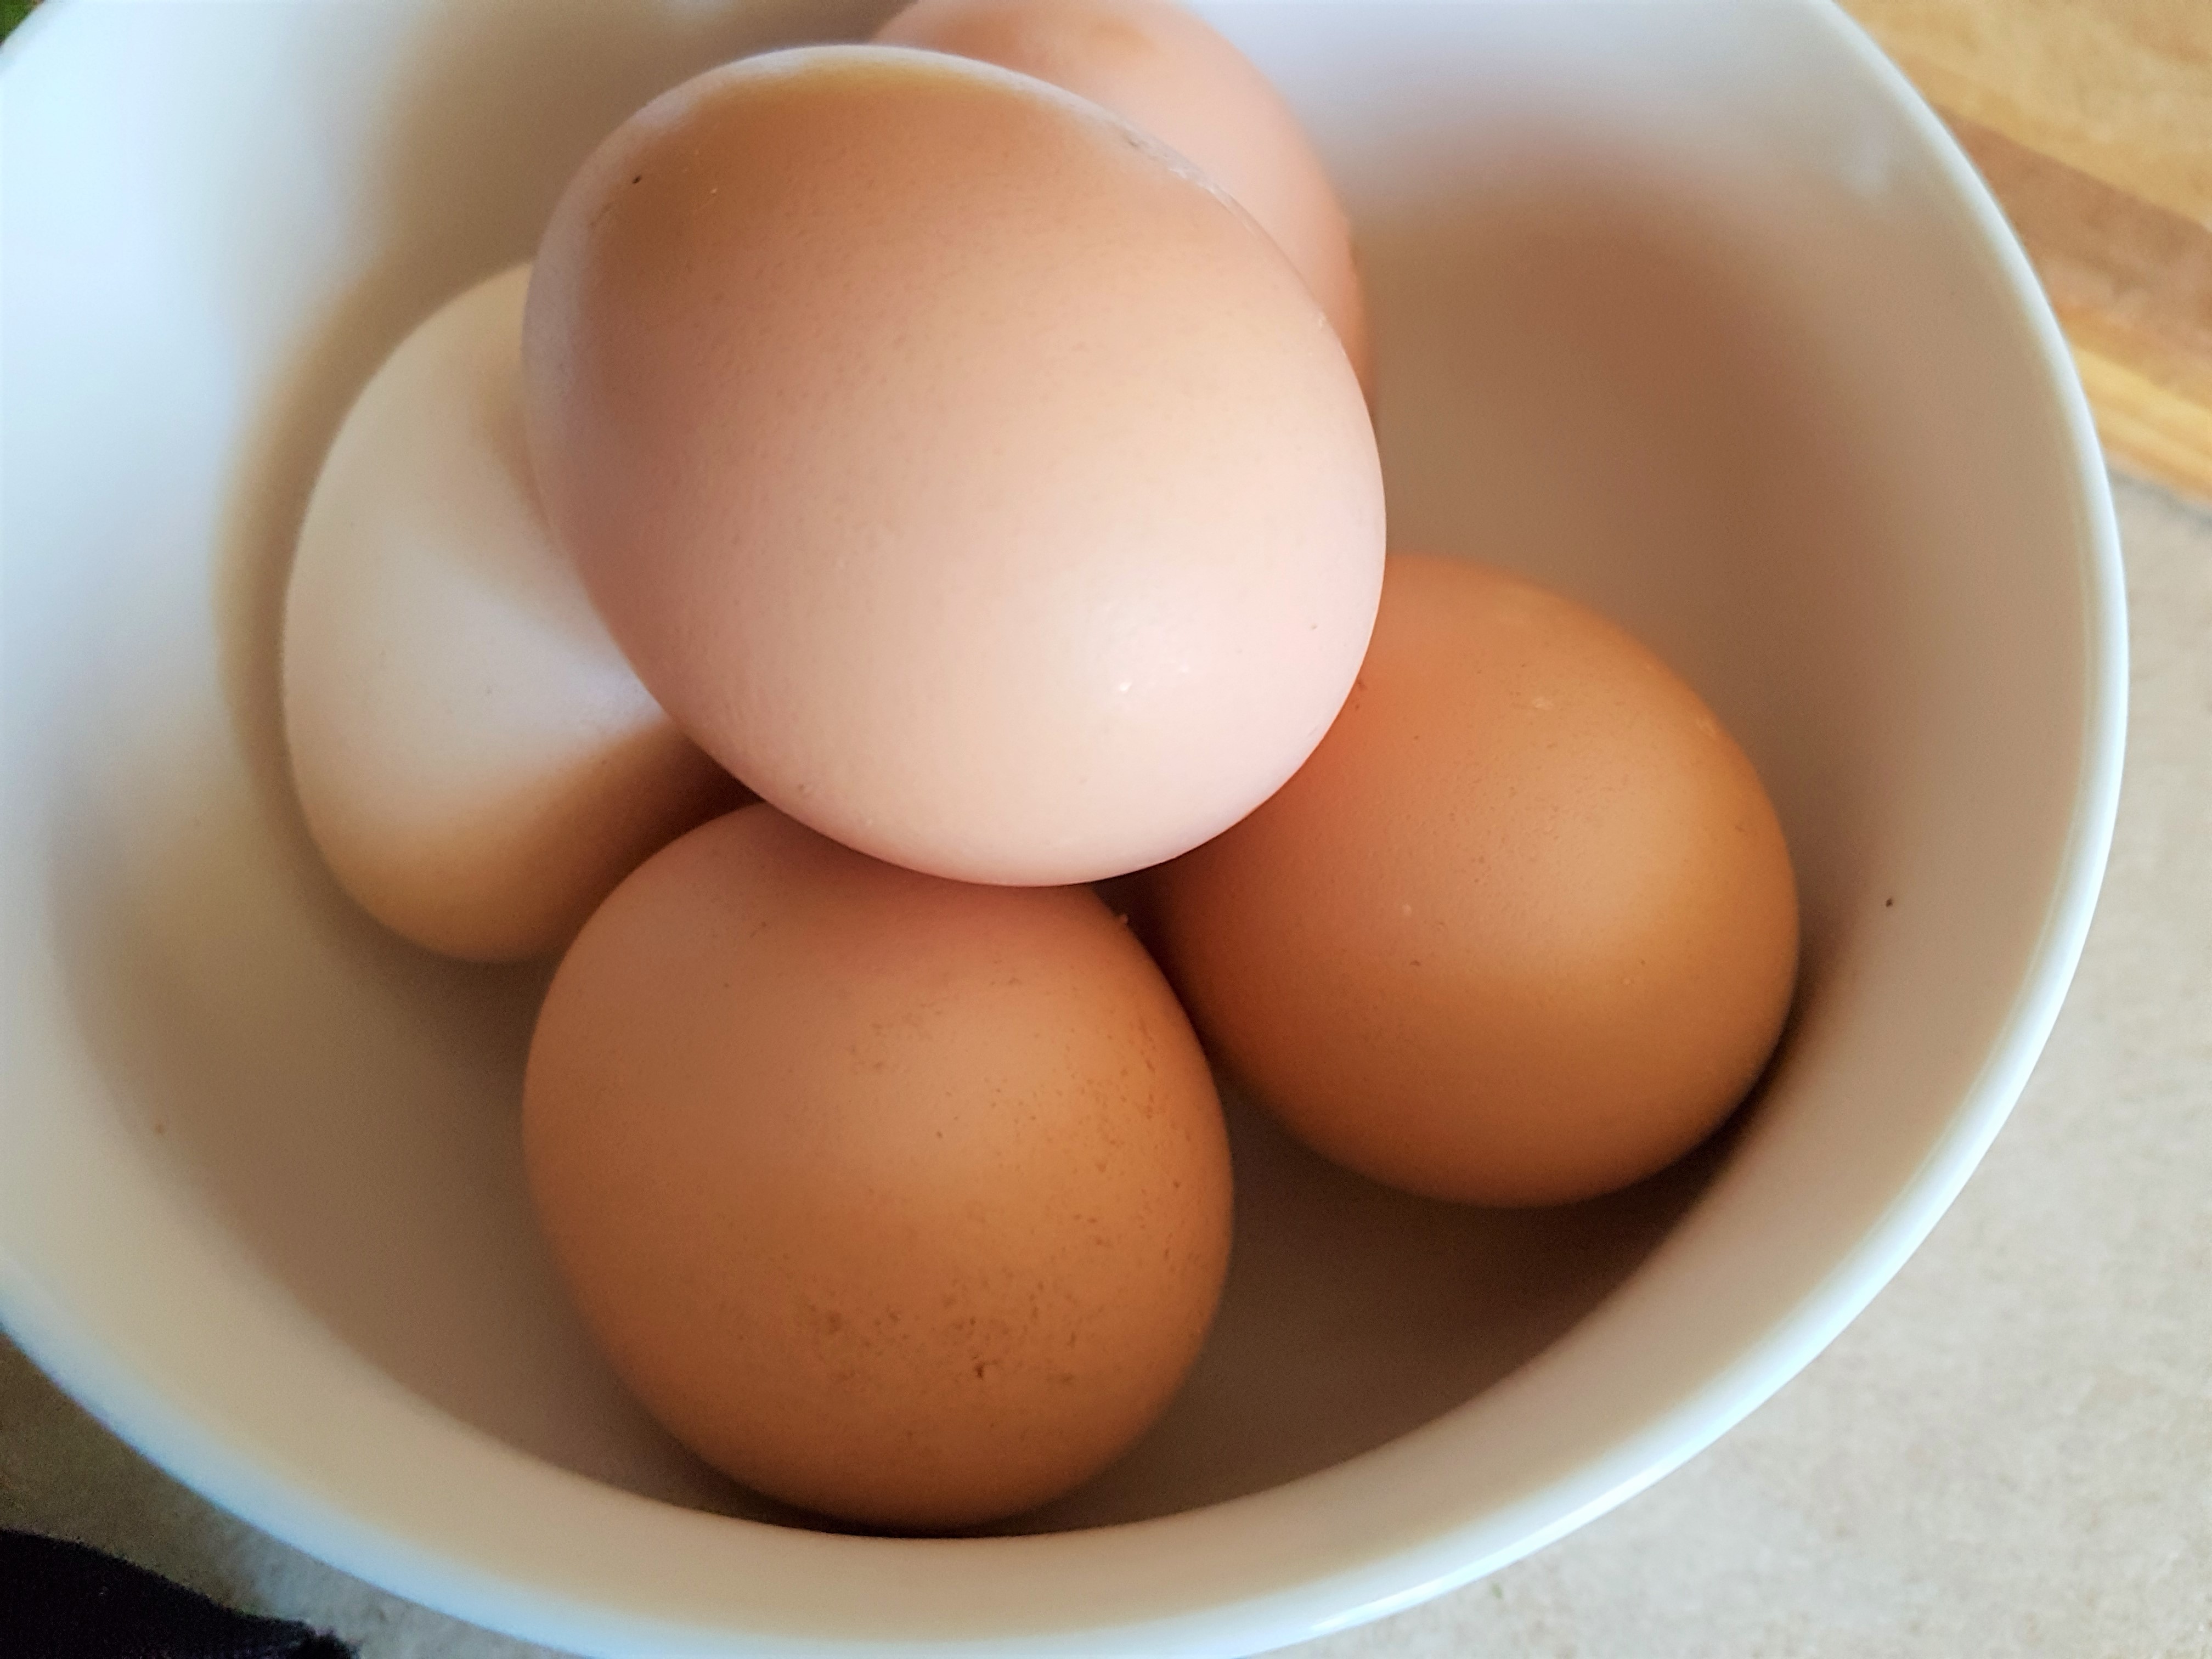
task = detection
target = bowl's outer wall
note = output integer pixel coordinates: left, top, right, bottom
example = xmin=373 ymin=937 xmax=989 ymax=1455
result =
xmin=0 ymin=2 xmax=2123 ymax=1655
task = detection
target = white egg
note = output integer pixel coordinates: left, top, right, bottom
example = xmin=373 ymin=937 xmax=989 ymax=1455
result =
xmin=283 ymin=264 xmax=741 ymax=962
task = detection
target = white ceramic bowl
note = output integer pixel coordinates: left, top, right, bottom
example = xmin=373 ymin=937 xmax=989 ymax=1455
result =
xmin=0 ymin=2 xmax=2124 ymax=1654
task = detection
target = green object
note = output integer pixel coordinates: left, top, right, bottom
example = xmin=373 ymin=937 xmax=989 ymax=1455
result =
xmin=1 ymin=2 xmax=38 ymax=44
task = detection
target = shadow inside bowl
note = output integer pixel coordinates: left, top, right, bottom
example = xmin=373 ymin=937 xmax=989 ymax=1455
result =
xmin=997 ymin=1087 xmax=1735 ymax=1533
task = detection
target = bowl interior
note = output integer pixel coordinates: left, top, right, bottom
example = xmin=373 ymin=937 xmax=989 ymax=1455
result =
xmin=0 ymin=1 xmax=2115 ymax=1653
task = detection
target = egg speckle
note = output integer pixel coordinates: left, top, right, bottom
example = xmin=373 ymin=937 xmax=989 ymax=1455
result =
xmin=523 ymin=806 xmax=1233 ymax=1529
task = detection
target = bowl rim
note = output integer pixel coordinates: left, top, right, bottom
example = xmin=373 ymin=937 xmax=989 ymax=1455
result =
xmin=0 ymin=0 xmax=2128 ymax=1654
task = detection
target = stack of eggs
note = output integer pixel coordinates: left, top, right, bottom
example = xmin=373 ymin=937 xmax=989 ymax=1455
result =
xmin=282 ymin=0 xmax=1798 ymax=1532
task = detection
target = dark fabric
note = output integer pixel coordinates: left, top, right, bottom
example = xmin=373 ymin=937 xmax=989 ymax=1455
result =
xmin=0 ymin=1528 xmax=354 ymax=1659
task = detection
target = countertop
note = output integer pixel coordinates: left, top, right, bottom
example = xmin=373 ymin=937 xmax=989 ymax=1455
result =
xmin=4 ymin=470 xmax=2208 ymax=1655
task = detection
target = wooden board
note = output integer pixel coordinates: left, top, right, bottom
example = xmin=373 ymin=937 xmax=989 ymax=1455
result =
xmin=1838 ymin=0 xmax=2212 ymax=500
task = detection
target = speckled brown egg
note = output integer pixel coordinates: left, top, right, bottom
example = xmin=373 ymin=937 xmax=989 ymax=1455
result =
xmin=875 ymin=0 xmax=1372 ymax=393
xmin=521 ymin=44 xmax=1383 ymax=888
xmin=523 ymin=805 xmax=1233 ymax=1530
xmin=1144 ymin=554 xmax=1799 ymax=1207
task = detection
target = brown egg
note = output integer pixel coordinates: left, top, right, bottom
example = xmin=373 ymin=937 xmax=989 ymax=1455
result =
xmin=874 ymin=0 xmax=1372 ymax=393
xmin=1144 ymin=554 xmax=1799 ymax=1207
xmin=523 ymin=806 xmax=1233 ymax=1530
xmin=522 ymin=45 xmax=1383 ymax=888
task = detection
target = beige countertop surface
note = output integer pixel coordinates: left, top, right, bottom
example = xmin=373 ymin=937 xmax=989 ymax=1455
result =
xmin=4 ymin=470 xmax=2207 ymax=1656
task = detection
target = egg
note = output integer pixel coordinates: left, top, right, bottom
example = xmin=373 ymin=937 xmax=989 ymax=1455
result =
xmin=1144 ymin=554 xmax=1800 ymax=1207
xmin=522 ymin=805 xmax=1233 ymax=1530
xmin=522 ymin=44 xmax=1384 ymax=888
xmin=874 ymin=0 xmax=1371 ymax=393
xmin=283 ymin=265 xmax=743 ymax=961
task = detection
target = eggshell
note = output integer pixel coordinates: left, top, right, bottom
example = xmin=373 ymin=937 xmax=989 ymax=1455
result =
xmin=522 ymin=45 xmax=1384 ymax=888
xmin=1145 ymin=554 xmax=1800 ymax=1207
xmin=874 ymin=0 xmax=1372 ymax=393
xmin=283 ymin=266 xmax=743 ymax=961
xmin=522 ymin=805 xmax=1233 ymax=1530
